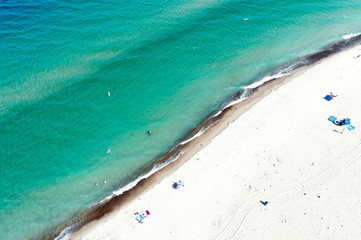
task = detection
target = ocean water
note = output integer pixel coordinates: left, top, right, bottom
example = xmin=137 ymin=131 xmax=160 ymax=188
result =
xmin=1 ymin=0 xmax=361 ymax=239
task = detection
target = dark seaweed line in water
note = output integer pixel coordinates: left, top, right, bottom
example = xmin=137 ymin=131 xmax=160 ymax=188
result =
xmin=42 ymin=35 xmax=361 ymax=240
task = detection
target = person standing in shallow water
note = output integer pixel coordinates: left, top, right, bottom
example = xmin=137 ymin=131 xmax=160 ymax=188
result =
xmin=148 ymin=130 xmax=152 ymax=136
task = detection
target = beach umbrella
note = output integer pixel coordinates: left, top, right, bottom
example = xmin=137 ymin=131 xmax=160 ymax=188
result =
xmin=173 ymin=180 xmax=183 ymax=189
xmin=342 ymin=118 xmax=351 ymax=125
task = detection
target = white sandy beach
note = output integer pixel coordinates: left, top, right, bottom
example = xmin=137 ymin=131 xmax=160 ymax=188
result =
xmin=70 ymin=44 xmax=361 ymax=240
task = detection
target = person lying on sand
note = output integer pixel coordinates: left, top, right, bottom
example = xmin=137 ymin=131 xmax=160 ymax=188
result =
xmin=329 ymin=92 xmax=338 ymax=97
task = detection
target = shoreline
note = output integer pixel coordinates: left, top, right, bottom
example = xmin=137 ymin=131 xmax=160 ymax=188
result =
xmin=50 ymin=63 xmax=294 ymax=240
xmin=48 ymin=36 xmax=361 ymax=240
xmin=58 ymin=68 xmax=298 ymax=240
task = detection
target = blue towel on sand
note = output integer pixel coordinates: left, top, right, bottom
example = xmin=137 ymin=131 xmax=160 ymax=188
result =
xmin=324 ymin=95 xmax=333 ymax=101
xmin=347 ymin=125 xmax=355 ymax=131
xmin=328 ymin=116 xmax=337 ymax=122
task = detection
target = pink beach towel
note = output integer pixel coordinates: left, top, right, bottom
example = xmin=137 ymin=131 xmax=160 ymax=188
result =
xmin=146 ymin=210 xmax=150 ymax=215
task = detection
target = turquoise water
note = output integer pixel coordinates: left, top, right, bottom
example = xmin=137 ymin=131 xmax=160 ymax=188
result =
xmin=1 ymin=0 xmax=361 ymax=239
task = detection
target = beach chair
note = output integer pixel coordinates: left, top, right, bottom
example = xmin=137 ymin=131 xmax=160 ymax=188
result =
xmin=347 ymin=125 xmax=355 ymax=131
xmin=135 ymin=216 xmax=142 ymax=223
xmin=136 ymin=214 xmax=145 ymax=223
xmin=328 ymin=116 xmax=337 ymax=122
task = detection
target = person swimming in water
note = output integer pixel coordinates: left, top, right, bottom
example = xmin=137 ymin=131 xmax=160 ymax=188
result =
xmin=148 ymin=130 xmax=152 ymax=136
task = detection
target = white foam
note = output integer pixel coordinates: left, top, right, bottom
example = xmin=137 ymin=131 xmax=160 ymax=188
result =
xmin=342 ymin=32 xmax=361 ymax=39
xmin=247 ymin=71 xmax=288 ymax=89
xmin=179 ymin=121 xmax=219 ymax=145
xmin=54 ymin=226 xmax=72 ymax=240
xmin=213 ymin=95 xmax=247 ymax=117
xmin=213 ymin=61 xmax=302 ymax=118
xmin=212 ymin=69 xmax=290 ymax=118
xmin=112 ymin=150 xmax=184 ymax=196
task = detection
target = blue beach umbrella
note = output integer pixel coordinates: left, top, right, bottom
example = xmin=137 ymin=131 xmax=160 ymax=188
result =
xmin=342 ymin=118 xmax=351 ymax=125
xmin=173 ymin=180 xmax=183 ymax=189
